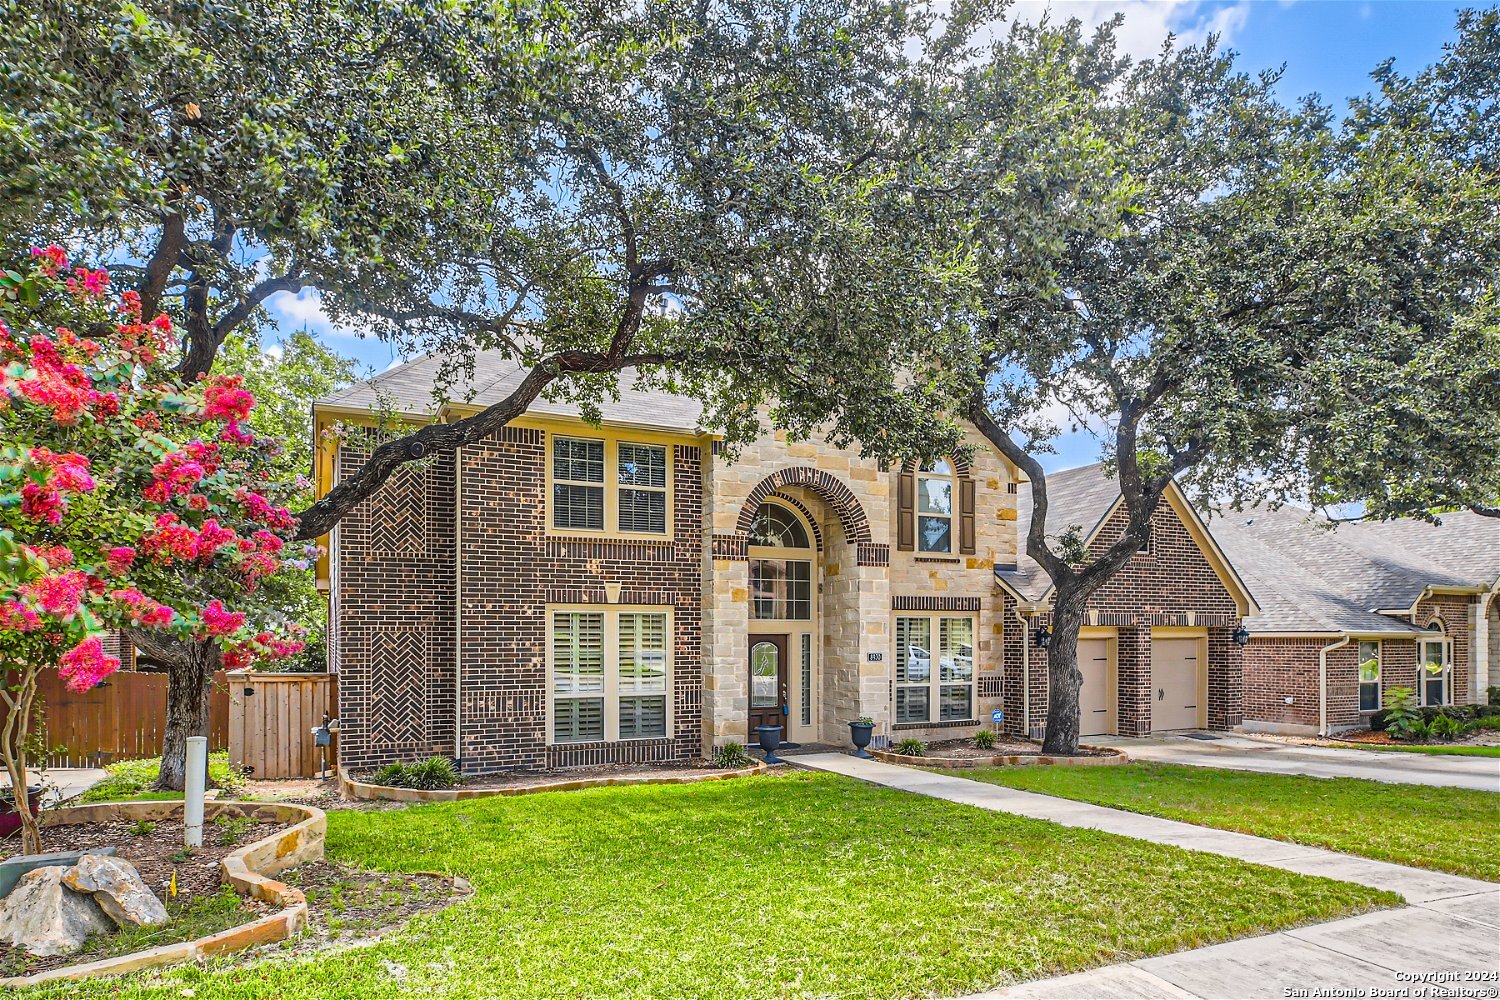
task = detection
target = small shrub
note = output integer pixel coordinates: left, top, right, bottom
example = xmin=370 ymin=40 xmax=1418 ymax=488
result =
xmin=854 ymin=716 xmax=875 ymax=726
xmin=370 ymin=757 xmax=461 ymax=790
xmin=890 ymin=738 xmax=928 ymax=757
xmin=214 ymin=813 xmax=253 ymax=846
xmin=1381 ymin=687 xmax=1423 ymax=741
xmin=1428 ymin=712 xmax=1463 ymax=743
xmin=1488 ymin=685 xmax=1500 ymax=707
xmin=131 ymin=819 xmax=156 ymax=837
xmin=711 ymin=742 xmax=754 ymax=769
xmin=973 ymin=729 xmax=997 ymax=750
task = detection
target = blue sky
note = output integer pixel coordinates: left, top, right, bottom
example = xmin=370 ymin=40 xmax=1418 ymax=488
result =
xmin=263 ymin=0 xmax=1479 ymax=471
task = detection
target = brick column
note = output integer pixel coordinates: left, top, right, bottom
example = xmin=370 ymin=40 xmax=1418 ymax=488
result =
xmin=1115 ymin=624 xmax=1152 ymax=736
xmin=1206 ymin=625 xmax=1244 ymax=730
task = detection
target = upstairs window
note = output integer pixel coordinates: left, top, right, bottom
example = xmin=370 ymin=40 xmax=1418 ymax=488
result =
xmin=1357 ymin=640 xmax=1380 ymax=712
xmin=898 ymin=458 xmax=976 ymax=555
xmin=618 ymin=443 xmax=667 ymax=534
xmin=548 ymin=434 xmax=673 ymax=538
xmin=917 ymin=459 xmax=955 ymax=553
xmin=553 ymin=437 xmax=605 ymax=531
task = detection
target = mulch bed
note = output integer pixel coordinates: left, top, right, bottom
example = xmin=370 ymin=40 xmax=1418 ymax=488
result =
xmin=1331 ymin=729 xmax=1500 ymax=748
xmin=2 ymin=816 xmax=289 ymax=899
xmin=917 ymin=738 xmax=1112 ymax=759
xmin=348 ymin=757 xmax=741 ymax=793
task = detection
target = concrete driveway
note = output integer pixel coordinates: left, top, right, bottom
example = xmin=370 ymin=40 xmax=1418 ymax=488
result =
xmin=1099 ymin=734 xmax=1499 ymax=792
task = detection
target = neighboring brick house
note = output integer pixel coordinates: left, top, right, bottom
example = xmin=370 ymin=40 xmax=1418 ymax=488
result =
xmin=1208 ymin=505 xmax=1500 ymax=735
xmin=994 ymin=464 xmax=1258 ymax=740
xmin=314 ymin=356 xmax=1258 ymax=772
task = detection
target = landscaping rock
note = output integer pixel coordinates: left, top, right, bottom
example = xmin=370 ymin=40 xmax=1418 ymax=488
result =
xmin=62 ymin=854 xmax=169 ymax=929
xmin=0 ymin=865 xmax=114 ymax=956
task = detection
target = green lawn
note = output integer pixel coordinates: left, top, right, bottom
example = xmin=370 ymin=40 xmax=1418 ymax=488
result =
xmin=74 ymin=752 xmax=246 ymax=803
xmin=1330 ymin=741 xmax=1500 ymax=758
xmin=959 ymin=763 xmax=1500 ymax=881
xmin=46 ymin=771 xmax=1392 ymax=999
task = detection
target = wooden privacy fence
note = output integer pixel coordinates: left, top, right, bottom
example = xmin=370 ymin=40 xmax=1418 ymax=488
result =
xmin=22 ymin=670 xmax=230 ymax=768
xmin=227 ymin=672 xmax=338 ymax=780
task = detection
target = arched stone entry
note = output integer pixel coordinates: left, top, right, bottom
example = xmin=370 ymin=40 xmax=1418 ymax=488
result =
xmin=732 ymin=467 xmax=887 ymax=567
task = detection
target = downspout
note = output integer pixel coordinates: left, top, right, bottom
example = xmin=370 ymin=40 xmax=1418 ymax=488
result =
xmin=1318 ymin=636 xmax=1351 ymax=737
xmin=1011 ymin=607 xmax=1031 ymax=735
xmin=454 ymin=442 xmax=463 ymax=770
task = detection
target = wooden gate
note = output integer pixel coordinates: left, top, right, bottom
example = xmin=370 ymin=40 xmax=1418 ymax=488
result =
xmin=227 ymin=672 xmax=338 ymax=779
xmin=18 ymin=670 xmax=230 ymax=768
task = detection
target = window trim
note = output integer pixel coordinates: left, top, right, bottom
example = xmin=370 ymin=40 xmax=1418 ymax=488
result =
xmin=1357 ymin=640 xmax=1381 ymax=713
xmin=914 ymin=459 xmax=957 ymax=555
xmin=546 ymin=604 xmax=674 ymax=744
xmin=544 ymin=431 xmax=675 ymax=540
xmin=893 ymin=613 xmax=977 ymax=725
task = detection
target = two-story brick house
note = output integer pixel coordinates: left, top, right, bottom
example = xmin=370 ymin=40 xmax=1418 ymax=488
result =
xmin=314 ymin=354 xmax=1259 ymax=772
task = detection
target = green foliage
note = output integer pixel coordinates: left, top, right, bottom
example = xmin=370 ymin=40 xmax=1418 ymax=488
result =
xmin=370 ymin=757 xmax=460 ymax=791
xmin=973 ymin=729 xmax=998 ymax=750
xmin=131 ymin=819 xmax=156 ymax=836
xmin=213 ymin=812 xmax=254 ymax=846
xmin=1380 ymin=687 xmax=1423 ymax=741
xmin=853 ymin=717 xmax=875 ymax=727
xmin=79 ymin=751 xmax=245 ymax=803
xmin=890 ymin=738 xmax=928 ymax=757
xmin=710 ymin=742 xmax=753 ymax=770
xmin=1427 ymin=712 xmax=1464 ymax=743
xmin=1489 ymin=686 xmax=1500 ymax=707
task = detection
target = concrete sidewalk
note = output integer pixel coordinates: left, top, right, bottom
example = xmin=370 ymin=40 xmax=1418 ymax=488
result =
xmin=793 ymin=753 xmax=1499 ymax=999
xmin=1099 ymin=733 xmax=1500 ymax=792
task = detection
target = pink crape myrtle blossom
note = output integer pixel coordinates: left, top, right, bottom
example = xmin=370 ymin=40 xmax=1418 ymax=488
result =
xmin=58 ymin=637 xmax=120 ymax=693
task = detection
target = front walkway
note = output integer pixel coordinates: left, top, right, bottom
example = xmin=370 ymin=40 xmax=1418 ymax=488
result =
xmin=1099 ymin=733 xmax=1500 ymax=791
xmin=794 ymin=753 xmax=1499 ymax=1000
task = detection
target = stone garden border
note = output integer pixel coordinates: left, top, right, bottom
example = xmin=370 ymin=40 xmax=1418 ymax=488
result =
xmin=871 ymin=745 xmax=1130 ymax=769
xmin=339 ymin=762 xmax=767 ymax=802
xmin=0 ymin=800 xmax=325 ymax=987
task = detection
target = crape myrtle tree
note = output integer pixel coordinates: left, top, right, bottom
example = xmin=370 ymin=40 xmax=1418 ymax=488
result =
xmin=5 ymin=0 xmax=1004 ymax=778
xmin=0 ymin=250 xmax=307 ymax=847
xmin=934 ymin=14 xmax=1500 ymax=754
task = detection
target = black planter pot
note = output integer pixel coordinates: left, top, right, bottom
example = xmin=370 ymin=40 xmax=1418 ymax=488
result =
xmin=848 ymin=721 xmax=875 ymax=759
xmin=755 ymin=725 xmax=784 ymax=764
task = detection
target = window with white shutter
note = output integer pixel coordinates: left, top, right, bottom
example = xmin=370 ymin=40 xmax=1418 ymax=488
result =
xmin=548 ymin=607 xmax=674 ymax=743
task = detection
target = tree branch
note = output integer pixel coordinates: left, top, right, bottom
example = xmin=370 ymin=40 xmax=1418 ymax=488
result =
xmin=138 ymin=213 xmax=186 ymax=318
xmin=966 ymin=391 xmax=1072 ymax=585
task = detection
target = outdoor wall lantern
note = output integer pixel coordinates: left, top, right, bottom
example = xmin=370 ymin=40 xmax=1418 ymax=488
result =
xmin=1034 ymin=625 xmax=1052 ymax=649
xmin=1232 ymin=625 xmax=1251 ymax=647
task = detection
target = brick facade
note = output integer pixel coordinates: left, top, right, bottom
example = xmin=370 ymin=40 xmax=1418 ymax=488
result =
xmin=997 ymin=498 xmax=1245 ymax=739
xmin=333 ymin=415 xmax=1248 ymax=770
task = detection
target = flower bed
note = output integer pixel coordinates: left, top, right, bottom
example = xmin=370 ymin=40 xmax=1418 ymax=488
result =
xmin=872 ymin=740 xmax=1128 ymax=769
xmin=0 ymin=800 xmax=324 ymax=987
xmin=341 ymin=760 xmax=766 ymax=802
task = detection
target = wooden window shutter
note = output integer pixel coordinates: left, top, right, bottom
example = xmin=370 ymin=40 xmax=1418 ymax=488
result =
xmin=959 ymin=478 xmax=976 ymax=554
xmin=897 ymin=468 xmax=915 ymax=551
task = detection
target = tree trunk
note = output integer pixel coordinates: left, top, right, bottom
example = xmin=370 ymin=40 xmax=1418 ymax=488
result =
xmin=1041 ymin=593 xmax=1089 ymax=755
xmin=156 ymin=642 xmax=218 ymax=791
xmin=1 ymin=663 xmax=44 ymax=855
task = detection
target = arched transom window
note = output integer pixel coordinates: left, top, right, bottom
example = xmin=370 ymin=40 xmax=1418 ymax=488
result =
xmin=748 ymin=503 xmax=810 ymax=549
xmin=748 ymin=502 xmax=813 ymax=621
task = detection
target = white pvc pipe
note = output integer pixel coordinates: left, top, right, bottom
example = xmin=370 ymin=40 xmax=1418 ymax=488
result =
xmin=184 ymin=736 xmax=207 ymax=848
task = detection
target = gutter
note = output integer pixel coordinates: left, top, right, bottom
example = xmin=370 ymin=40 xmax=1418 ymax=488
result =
xmin=1318 ymin=636 xmax=1352 ymax=737
xmin=1011 ymin=607 xmax=1031 ymax=735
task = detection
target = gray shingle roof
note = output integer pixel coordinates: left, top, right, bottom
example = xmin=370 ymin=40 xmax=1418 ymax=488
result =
xmin=1205 ymin=503 xmax=1498 ymax=634
xmin=318 ymin=349 xmax=706 ymax=433
xmin=996 ymin=463 xmax=1128 ymax=601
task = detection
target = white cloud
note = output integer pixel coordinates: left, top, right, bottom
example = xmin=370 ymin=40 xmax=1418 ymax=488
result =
xmin=265 ymin=288 xmax=364 ymax=341
xmin=994 ymin=1 xmax=1252 ymax=61
xmin=263 ymin=343 xmax=284 ymax=360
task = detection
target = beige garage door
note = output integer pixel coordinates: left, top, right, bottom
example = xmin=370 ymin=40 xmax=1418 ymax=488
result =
xmin=1078 ymin=639 xmax=1111 ymax=737
xmin=1151 ymin=638 xmax=1202 ymax=732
